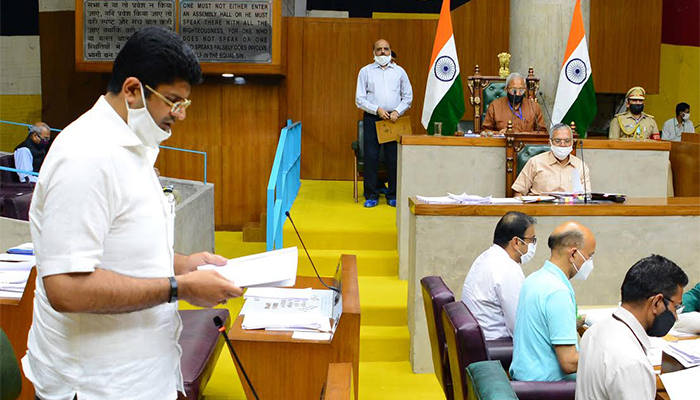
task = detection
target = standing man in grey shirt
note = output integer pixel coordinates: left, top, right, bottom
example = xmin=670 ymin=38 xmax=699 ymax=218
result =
xmin=355 ymin=39 xmax=413 ymax=208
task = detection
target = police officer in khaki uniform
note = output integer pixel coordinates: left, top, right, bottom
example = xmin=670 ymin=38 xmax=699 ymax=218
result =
xmin=608 ymin=86 xmax=659 ymax=139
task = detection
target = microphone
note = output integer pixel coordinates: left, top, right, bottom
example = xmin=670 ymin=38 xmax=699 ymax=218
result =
xmin=285 ymin=211 xmax=340 ymax=293
xmin=537 ymin=91 xmax=553 ymax=127
xmin=578 ymin=139 xmax=588 ymax=204
xmin=213 ymin=316 xmax=260 ymax=400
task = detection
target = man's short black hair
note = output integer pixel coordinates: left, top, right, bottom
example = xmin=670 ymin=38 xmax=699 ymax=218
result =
xmin=107 ymin=27 xmax=202 ymax=96
xmin=621 ymin=254 xmax=688 ymax=305
xmin=493 ymin=211 xmax=536 ymax=248
xmin=676 ymin=102 xmax=690 ymax=116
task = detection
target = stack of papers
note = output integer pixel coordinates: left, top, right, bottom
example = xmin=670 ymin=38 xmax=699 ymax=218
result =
xmin=0 ymin=254 xmax=35 ymax=299
xmin=660 ymin=367 xmax=699 ymax=400
xmin=198 ymin=247 xmax=298 ymax=287
xmin=416 ymin=193 xmax=492 ymax=205
xmin=520 ymin=195 xmax=557 ymax=203
xmin=240 ymin=289 xmax=337 ymax=334
xmin=665 ymin=340 xmax=700 ymax=368
xmin=447 ymin=193 xmax=492 ymax=204
xmin=416 ymin=195 xmax=460 ymax=205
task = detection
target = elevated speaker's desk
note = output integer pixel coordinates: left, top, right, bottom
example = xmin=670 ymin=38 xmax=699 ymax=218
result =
xmin=397 ymin=135 xmax=672 ymax=280
xmin=406 ymin=197 xmax=700 ymax=373
xmin=228 ymin=254 xmax=361 ymax=400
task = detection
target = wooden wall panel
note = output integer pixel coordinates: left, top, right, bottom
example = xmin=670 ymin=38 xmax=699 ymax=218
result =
xmin=299 ymin=19 xmax=379 ymax=180
xmin=589 ymin=0 xmax=662 ymax=94
xmin=221 ymin=79 xmax=282 ymax=229
xmin=39 ymin=11 xmax=107 ymax=131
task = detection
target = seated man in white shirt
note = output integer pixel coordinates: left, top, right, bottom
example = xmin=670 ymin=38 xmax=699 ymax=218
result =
xmin=576 ymin=255 xmax=688 ymax=400
xmin=661 ymin=102 xmax=695 ymax=142
xmin=461 ymin=211 xmax=537 ymax=340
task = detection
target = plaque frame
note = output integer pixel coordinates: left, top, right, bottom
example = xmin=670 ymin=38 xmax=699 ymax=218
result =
xmin=75 ymin=0 xmax=284 ymax=75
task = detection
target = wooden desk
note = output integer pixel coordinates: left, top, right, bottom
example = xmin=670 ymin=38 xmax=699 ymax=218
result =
xmin=406 ymin=197 xmax=700 ymax=373
xmin=397 ymin=135 xmax=671 ymax=282
xmin=322 ymin=363 xmax=354 ymax=400
xmin=682 ymin=132 xmax=699 ymax=144
xmin=670 ymin=139 xmax=700 ymax=197
xmin=655 ymin=334 xmax=699 ymax=400
xmin=0 ymin=267 xmax=36 ymax=400
xmin=228 ymin=254 xmax=361 ymax=400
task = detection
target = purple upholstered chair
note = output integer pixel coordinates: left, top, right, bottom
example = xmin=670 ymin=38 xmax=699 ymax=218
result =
xmin=420 ymin=276 xmax=456 ymax=400
xmin=442 ymin=301 xmax=575 ymax=400
xmin=177 ymin=308 xmax=230 ymax=400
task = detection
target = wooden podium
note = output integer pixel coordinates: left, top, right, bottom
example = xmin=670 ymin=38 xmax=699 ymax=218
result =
xmin=0 ymin=267 xmax=37 ymax=400
xmin=228 ymin=254 xmax=361 ymax=400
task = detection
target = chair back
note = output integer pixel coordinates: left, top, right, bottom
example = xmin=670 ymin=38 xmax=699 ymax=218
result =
xmin=420 ymin=276 xmax=455 ymax=400
xmin=442 ymin=301 xmax=490 ymax=400
xmin=482 ymin=82 xmax=507 ymax=122
xmin=353 ymin=120 xmax=386 ymax=172
xmin=0 ymin=155 xmax=19 ymax=183
xmin=0 ymin=328 xmax=22 ymax=400
xmin=466 ymin=361 xmax=518 ymax=400
xmin=516 ymin=144 xmax=551 ymax=176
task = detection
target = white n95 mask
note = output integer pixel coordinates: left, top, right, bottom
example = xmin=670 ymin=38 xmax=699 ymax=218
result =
xmin=517 ymin=240 xmax=537 ymax=264
xmin=374 ymin=54 xmax=391 ymax=66
xmin=571 ymin=250 xmax=594 ymax=281
xmin=125 ymin=82 xmax=172 ymax=151
xmin=683 ymin=113 xmax=690 ymax=121
xmin=551 ymin=145 xmax=573 ymax=160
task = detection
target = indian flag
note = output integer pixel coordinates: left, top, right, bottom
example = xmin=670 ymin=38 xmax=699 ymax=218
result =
xmin=421 ymin=0 xmax=465 ymax=136
xmin=551 ymin=0 xmax=596 ymax=137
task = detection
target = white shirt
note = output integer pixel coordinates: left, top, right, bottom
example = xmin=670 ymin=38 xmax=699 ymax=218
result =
xmin=575 ymin=307 xmax=656 ymax=400
xmin=23 ymin=96 xmax=182 ymax=400
xmin=355 ymin=62 xmax=413 ymax=115
xmin=662 ymin=117 xmax=695 ymax=141
xmin=13 ymin=147 xmax=38 ymax=183
xmin=460 ymin=244 xmax=525 ymax=340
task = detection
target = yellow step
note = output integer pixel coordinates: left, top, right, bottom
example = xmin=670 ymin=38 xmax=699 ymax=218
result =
xmin=359 ymin=362 xmax=444 ymax=400
xmin=358 ymin=276 xmax=407 ymax=326
xmin=360 ymin=325 xmax=409 ymax=362
xmin=296 ymin=249 xmax=398 ymax=277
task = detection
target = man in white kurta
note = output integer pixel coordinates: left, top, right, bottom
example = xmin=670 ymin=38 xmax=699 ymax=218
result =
xmin=23 ymin=27 xmax=242 ymax=400
xmin=461 ymin=211 xmax=537 ymax=340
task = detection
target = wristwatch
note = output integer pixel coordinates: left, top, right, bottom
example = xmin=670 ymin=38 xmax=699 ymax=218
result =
xmin=168 ymin=276 xmax=178 ymax=303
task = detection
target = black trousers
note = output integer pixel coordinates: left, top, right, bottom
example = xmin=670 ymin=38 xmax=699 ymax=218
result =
xmin=363 ymin=112 xmax=397 ymax=201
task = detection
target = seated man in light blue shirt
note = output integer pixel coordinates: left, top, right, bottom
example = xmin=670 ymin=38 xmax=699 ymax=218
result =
xmin=13 ymin=122 xmax=51 ymax=183
xmin=510 ymin=221 xmax=596 ymax=382
xmin=355 ymin=39 xmax=413 ymax=208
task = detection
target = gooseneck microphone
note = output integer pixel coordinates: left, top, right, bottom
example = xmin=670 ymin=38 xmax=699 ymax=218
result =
xmin=285 ymin=211 xmax=340 ymax=293
xmin=579 ymin=139 xmax=588 ymax=204
xmin=537 ymin=91 xmax=554 ymax=126
xmin=213 ymin=316 xmax=260 ymax=400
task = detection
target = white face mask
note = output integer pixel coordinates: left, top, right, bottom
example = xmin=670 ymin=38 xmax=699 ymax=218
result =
xmin=125 ymin=83 xmax=172 ymax=152
xmin=374 ymin=54 xmax=391 ymax=67
xmin=682 ymin=113 xmax=690 ymax=121
xmin=516 ymin=239 xmax=537 ymax=264
xmin=551 ymin=144 xmax=573 ymax=160
xmin=571 ymin=250 xmax=594 ymax=281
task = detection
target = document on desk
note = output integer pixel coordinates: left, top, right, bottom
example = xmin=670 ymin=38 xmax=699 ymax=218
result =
xmin=664 ymin=339 xmax=700 ymax=368
xmin=660 ymin=367 xmax=699 ymax=400
xmin=244 ymin=287 xmax=313 ymax=300
xmin=240 ymin=289 xmax=335 ymax=332
xmin=198 ymin=247 xmax=298 ymax=288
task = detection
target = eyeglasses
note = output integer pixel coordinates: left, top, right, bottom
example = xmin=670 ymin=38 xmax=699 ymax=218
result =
xmin=145 ymin=84 xmax=191 ymax=115
xmin=518 ymin=236 xmax=537 ymax=245
xmin=551 ymin=138 xmax=572 ymax=146
xmin=508 ymin=88 xmax=526 ymax=96
xmin=663 ymin=297 xmax=684 ymax=314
